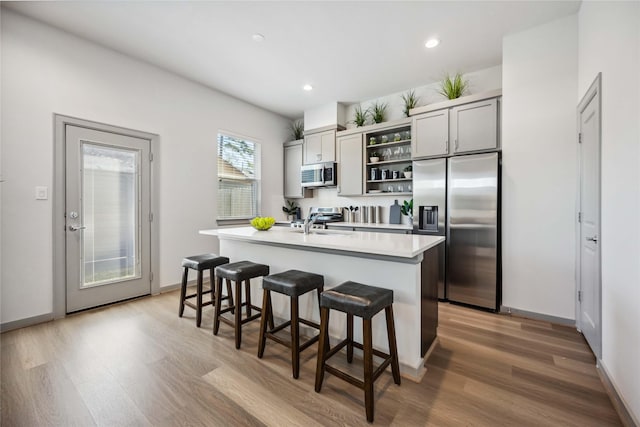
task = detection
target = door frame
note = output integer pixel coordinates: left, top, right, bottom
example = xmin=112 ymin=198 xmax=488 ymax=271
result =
xmin=53 ymin=114 xmax=160 ymax=318
xmin=575 ymin=73 xmax=602 ymax=359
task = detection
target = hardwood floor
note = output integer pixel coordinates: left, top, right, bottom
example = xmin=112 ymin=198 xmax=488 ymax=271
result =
xmin=1 ymin=290 xmax=621 ymax=426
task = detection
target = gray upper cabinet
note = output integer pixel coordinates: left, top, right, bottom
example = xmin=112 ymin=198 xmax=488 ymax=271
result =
xmin=412 ymin=109 xmax=449 ymax=158
xmin=337 ymin=133 xmax=363 ymax=196
xmin=283 ymin=139 xmax=306 ymax=199
xmin=304 ymin=129 xmax=336 ymax=164
xmin=450 ymin=98 xmax=498 ymax=154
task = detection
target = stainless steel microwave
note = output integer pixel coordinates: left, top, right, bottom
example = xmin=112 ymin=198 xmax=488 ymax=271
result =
xmin=301 ymin=162 xmax=337 ymax=188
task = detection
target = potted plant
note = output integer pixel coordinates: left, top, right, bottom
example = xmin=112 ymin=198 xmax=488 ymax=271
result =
xmin=400 ymin=198 xmax=413 ymax=224
xmin=352 ymin=105 xmax=369 ymax=127
xmin=403 ymin=164 xmax=412 ymax=179
xmin=369 ymin=152 xmax=380 ymax=163
xmin=438 ymin=72 xmax=469 ymax=100
xmin=282 ymin=199 xmax=299 ymax=221
xmin=401 ymin=89 xmax=419 ymax=117
xmin=289 ymin=119 xmax=304 ymax=140
xmin=371 ymin=101 xmax=387 ymax=124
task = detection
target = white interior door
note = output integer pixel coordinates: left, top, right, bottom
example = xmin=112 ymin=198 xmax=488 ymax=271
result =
xmin=65 ymin=125 xmax=151 ymax=313
xmin=577 ymin=74 xmax=602 ymax=359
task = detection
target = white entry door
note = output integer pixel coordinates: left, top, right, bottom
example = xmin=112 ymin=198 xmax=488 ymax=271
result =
xmin=577 ymin=74 xmax=602 ymax=359
xmin=65 ymin=125 xmax=151 ymax=313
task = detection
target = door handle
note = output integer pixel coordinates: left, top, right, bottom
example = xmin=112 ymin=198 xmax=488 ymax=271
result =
xmin=68 ymin=225 xmax=86 ymax=231
xmin=586 ymin=235 xmax=598 ymax=243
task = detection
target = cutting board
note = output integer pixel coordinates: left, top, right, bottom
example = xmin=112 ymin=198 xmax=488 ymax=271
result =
xmin=389 ymin=200 xmax=401 ymax=224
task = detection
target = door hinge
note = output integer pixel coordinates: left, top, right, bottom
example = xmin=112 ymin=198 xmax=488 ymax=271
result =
xmin=149 ymin=152 xmax=154 ymax=162
xmin=578 ymin=290 xmax=582 ymax=302
xmin=149 ymin=212 xmax=154 ymax=222
xmin=578 ymin=133 xmax=582 ymax=144
xmin=578 ymin=212 xmax=582 ymax=223
xmin=149 ymin=272 xmax=154 ymax=283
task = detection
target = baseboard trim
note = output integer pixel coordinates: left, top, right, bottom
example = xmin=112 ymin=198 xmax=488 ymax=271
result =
xmin=1 ymin=313 xmax=54 ymax=333
xmin=500 ymin=305 xmax=575 ymax=327
xmin=598 ymin=361 xmax=639 ymax=427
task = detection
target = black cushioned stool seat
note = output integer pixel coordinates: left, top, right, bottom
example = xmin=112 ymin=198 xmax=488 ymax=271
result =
xmin=258 ymin=270 xmax=324 ymax=379
xmin=179 ymin=254 xmax=230 ymax=327
xmin=315 ymin=281 xmax=401 ymax=423
xmin=214 ymin=261 xmax=270 ymax=349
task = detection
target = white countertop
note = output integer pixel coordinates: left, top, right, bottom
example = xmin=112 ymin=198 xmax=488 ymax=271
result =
xmin=200 ymin=226 xmax=444 ymax=259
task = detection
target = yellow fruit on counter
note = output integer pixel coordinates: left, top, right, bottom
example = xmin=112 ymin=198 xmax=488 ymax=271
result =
xmin=250 ymin=216 xmax=276 ymax=230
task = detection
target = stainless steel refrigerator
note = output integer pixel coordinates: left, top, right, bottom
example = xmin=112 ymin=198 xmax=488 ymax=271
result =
xmin=413 ymin=152 xmax=500 ymax=311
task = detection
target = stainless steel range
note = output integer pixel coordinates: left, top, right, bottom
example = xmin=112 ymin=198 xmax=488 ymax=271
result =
xmin=290 ymin=207 xmax=343 ymax=230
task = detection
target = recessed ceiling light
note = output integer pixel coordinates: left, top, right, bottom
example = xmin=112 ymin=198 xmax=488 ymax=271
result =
xmin=303 ymin=84 xmax=313 ymax=91
xmin=252 ymin=33 xmax=265 ymax=42
xmin=425 ymin=38 xmax=440 ymax=49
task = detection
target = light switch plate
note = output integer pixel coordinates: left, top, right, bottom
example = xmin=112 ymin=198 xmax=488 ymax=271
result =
xmin=35 ymin=186 xmax=48 ymax=200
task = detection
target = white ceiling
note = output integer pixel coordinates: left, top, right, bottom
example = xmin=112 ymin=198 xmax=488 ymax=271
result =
xmin=5 ymin=1 xmax=580 ymax=119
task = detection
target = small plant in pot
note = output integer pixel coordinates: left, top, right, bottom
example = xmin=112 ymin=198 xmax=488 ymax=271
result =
xmin=401 ymin=89 xmax=420 ymax=117
xmin=400 ymin=198 xmax=413 ymax=222
xmin=282 ymin=199 xmax=299 ymax=221
xmin=369 ymin=151 xmax=380 ymax=163
xmin=403 ymin=164 xmax=412 ymax=179
xmin=352 ymin=105 xmax=369 ymax=127
xmin=438 ymin=72 xmax=469 ymax=100
xmin=289 ymin=119 xmax=304 ymax=140
xmin=370 ymin=101 xmax=387 ymax=124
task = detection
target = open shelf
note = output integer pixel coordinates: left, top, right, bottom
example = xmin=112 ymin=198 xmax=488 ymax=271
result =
xmin=366 ymin=139 xmax=411 ymax=149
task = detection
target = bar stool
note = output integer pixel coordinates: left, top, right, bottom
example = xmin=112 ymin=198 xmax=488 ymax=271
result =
xmin=214 ymin=260 xmax=270 ymax=349
xmin=257 ymin=269 xmax=324 ymax=379
xmin=179 ymin=254 xmax=230 ymax=327
xmin=315 ymin=281 xmax=401 ymax=423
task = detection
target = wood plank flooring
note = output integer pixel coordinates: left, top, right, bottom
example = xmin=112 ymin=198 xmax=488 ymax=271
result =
xmin=1 ymin=290 xmax=621 ymax=426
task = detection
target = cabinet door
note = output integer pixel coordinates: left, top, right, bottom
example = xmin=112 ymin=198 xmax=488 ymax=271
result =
xmin=337 ymin=134 xmax=363 ymax=196
xmin=450 ymin=98 xmax=498 ymax=154
xmin=283 ymin=140 xmax=304 ymax=198
xmin=320 ymin=130 xmax=336 ymax=162
xmin=303 ymin=130 xmax=335 ymax=164
xmin=412 ymin=109 xmax=449 ymax=158
xmin=303 ymin=133 xmax=322 ymax=164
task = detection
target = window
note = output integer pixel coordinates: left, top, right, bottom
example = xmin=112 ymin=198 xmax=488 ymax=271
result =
xmin=217 ymin=133 xmax=260 ymax=221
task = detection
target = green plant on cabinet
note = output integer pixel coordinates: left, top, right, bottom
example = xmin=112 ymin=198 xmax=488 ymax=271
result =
xmin=438 ymin=73 xmax=469 ymax=100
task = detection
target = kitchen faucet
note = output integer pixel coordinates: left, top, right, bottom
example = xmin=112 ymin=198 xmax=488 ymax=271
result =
xmin=303 ymin=209 xmax=318 ymax=235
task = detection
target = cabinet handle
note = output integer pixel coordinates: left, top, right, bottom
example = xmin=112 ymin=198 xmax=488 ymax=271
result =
xmin=445 ymin=139 xmax=448 ymax=151
xmin=454 ymin=139 xmax=459 ymax=151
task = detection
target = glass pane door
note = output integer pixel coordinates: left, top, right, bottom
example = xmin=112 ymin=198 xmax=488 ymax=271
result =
xmin=81 ymin=143 xmax=140 ymax=288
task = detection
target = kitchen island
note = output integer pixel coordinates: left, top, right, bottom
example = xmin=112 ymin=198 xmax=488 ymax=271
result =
xmin=199 ymin=226 xmax=444 ymax=381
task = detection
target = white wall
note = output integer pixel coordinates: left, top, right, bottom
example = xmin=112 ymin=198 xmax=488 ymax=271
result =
xmin=0 ymin=10 xmax=290 ymax=324
xmin=501 ymin=15 xmax=578 ymax=320
xmin=578 ymin=2 xmax=640 ymax=422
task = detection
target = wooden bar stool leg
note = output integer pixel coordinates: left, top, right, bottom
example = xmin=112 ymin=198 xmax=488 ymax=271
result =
xmin=363 ymin=318 xmax=374 ymax=423
xmin=213 ymin=276 xmax=223 ymax=335
xmin=291 ymin=296 xmax=300 ymax=379
xmin=196 ymin=270 xmax=204 ymax=327
xmin=234 ymin=279 xmax=242 ymax=349
xmin=258 ymin=289 xmax=270 ymax=358
xmin=315 ymin=307 xmax=330 ymax=393
xmin=316 ymin=287 xmax=328 ymax=353
xmin=226 ymin=280 xmax=235 ymax=314
xmin=179 ymin=267 xmax=188 ymax=317
xmin=385 ymin=306 xmax=401 ymax=385
xmin=245 ymin=280 xmax=252 ymax=318
xmin=209 ymin=268 xmax=216 ymax=305
xmin=347 ymin=313 xmax=354 ymax=363
xmin=267 ymin=291 xmax=275 ymax=330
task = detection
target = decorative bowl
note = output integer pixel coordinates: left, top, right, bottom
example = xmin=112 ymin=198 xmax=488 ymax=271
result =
xmin=250 ymin=216 xmax=276 ymax=230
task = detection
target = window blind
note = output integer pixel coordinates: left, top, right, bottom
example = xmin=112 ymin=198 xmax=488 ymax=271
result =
xmin=217 ymin=134 xmax=259 ymax=220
